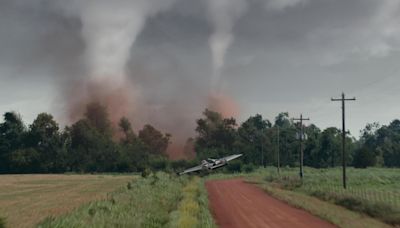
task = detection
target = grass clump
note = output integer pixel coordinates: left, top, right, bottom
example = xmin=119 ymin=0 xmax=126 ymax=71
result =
xmin=0 ymin=217 xmax=5 ymax=228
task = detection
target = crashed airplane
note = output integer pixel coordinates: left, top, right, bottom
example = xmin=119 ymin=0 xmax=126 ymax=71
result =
xmin=179 ymin=154 xmax=243 ymax=175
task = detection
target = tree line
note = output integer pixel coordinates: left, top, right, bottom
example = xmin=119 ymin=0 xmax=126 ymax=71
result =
xmin=1 ymin=106 xmax=399 ymax=174
xmin=0 ymin=102 xmax=171 ymax=174
xmin=194 ymin=110 xmax=400 ymax=169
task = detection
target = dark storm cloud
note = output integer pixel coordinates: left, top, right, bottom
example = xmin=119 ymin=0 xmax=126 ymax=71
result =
xmin=1 ymin=0 xmax=400 ymax=137
xmin=0 ymin=0 xmax=85 ymax=80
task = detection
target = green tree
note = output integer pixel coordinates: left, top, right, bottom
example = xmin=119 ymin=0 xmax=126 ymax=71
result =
xmin=138 ymin=124 xmax=170 ymax=156
xmin=376 ymin=120 xmax=400 ymax=167
xmin=274 ymin=112 xmax=292 ymax=128
xmin=319 ymin=127 xmax=341 ymax=168
xmin=119 ymin=117 xmax=137 ymax=144
xmin=69 ymin=117 xmax=116 ymax=172
xmin=117 ymin=117 xmax=149 ymax=172
xmin=237 ymin=114 xmax=272 ymax=166
xmin=195 ymin=109 xmax=237 ymax=159
xmin=26 ymin=113 xmax=65 ymax=172
xmin=9 ymin=148 xmax=41 ymax=173
xmin=303 ymin=124 xmax=322 ymax=167
xmin=0 ymin=112 xmax=26 ymax=173
xmin=85 ymin=102 xmax=112 ymax=136
xmin=272 ymin=113 xmax=298 ymax=167
xmin=353 ymin=147 xmax=376 ymax=168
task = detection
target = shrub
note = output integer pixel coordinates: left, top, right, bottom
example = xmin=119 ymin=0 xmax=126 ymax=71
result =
xmin=0 ymin=217 xmax=5 ymax=228
xmin=171 ymin=160 xmax=189 ymax=172
xmin=126 ymin=182 xmax=132 ymax=190
xmin=226 ymin=160 xmax=242 ymax=173
xmin=141 ymin=168 xmax=151 ymax=178
xmin=149 ymin=157 xmax=168 ymax=171
xmin=243 ymin=163 xmax=255 ymax=173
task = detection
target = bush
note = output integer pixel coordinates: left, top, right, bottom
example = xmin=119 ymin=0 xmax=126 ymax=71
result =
xmin=149 ymin=157 xmax=168 ymax=171
xmin=226 ymin=160 xmax=242 ymax=173
xmin=170 ymin=159 xmax=190 ymax=174
xmin=141 ymin=168 xmax=151 ymax=178
xmin=243 ymin=163 xmax=255 ymax=173
xmin=0 ymin=217 xmax=5 ymax=228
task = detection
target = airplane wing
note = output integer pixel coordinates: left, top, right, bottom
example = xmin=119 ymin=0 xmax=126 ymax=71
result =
xmin=179 ymin=165 xmax=203 ymax=175
xmin=223 ymin=154 xmax=243 ymax=162
xmin=210 ymin=163 xmax=227 ymax=170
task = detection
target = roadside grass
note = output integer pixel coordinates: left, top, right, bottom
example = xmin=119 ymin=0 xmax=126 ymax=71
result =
xmin=196 ymin=178 xmax=217 ymax=228
xmin=255 ymin=181 xmax=391 ymax=228
xmin=169 ymin=177 xmax=216 ymax=228
xmin=0 ymin=174 xmax=133 ymax=228
xmin=259 ymin=167 xmax=400 ymax=226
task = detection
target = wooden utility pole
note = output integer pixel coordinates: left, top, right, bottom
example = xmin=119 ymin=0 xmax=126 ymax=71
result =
xmin=293 ymin=114 xmax=309 ymax=179
xmin=331 ymin=92 xmax=356 ymax=189
xmin=261 ymin=128 xmax=265 ymax=168
xmin=277 ymin=126 xmax=280 ymax=174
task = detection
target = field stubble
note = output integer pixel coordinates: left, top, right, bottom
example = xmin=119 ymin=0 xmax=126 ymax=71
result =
xmin=0 ymin=174 xmax=133 ymax=228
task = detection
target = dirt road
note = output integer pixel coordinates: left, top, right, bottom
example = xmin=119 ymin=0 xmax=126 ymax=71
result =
xmin=206 ymin=179 xmax=336 ymax=228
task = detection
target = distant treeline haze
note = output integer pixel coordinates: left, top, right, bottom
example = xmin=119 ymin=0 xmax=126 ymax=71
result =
xmin=0 ymin=104 xmax=399 ymax=174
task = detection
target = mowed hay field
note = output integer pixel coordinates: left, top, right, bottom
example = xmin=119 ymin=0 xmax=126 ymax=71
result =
xmin=0 ymin=174 xmax=133 ymax=228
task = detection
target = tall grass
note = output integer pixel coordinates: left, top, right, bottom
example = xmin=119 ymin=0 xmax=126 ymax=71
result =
xmin=37 ymin=173 xmax=216 ymax=228
xmin=38 ymin=173 xmax=187 ymax=227
xmin=260 ymin=167 xmax=400 ymax=225
xmin=169 ymin=177 xmax=216 ymax=228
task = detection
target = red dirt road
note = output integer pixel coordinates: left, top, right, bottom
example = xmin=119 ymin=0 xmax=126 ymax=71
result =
xmin=206 ymin=179 xmax=336 ymax=228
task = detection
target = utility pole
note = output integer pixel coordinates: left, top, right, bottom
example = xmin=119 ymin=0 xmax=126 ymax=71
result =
xmin=293 ymin=114 xmax=309 ymax=179
xmin=331 ymin=92 xmax=356 ymax=189
xmin=277 ymin=126 xmax=280 ymax=174
xmin=261 ymin=128 xmax=265 ymax=168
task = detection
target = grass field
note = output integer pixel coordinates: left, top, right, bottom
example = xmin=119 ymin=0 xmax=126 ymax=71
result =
xmin=1 ymin=168 xmax=398 ymax=227
xmin=39 ymin=173 xmax=216 ymax=228
xmin=239 ymin=167 xmax=400 ymax=226
xmin=0 ymin=174 xmax=133 ymax=228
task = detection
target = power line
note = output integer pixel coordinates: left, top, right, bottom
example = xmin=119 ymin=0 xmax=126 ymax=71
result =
xmin=331 ymin=92 xmax=356 ymax=189
xmin=293 ymin=114 xmax=309 ymax=180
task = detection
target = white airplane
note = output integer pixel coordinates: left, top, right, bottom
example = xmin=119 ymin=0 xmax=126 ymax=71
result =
xmin=179 ymin=154 xmax=243 ymax=175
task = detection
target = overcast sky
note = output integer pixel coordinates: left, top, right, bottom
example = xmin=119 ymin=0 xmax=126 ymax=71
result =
xmin=1 ymin=0 xmax=400 ymax=138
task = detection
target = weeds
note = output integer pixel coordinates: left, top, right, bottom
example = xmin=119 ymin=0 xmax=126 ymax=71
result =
xmin=169 ymin=177 xmax=216 ymax=228
xmin=0 ymin=217 xmax=5 ymax=228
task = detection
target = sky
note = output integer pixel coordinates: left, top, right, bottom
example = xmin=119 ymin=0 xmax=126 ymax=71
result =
xmin=1 ymin=0 xmax=400 ymax=140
